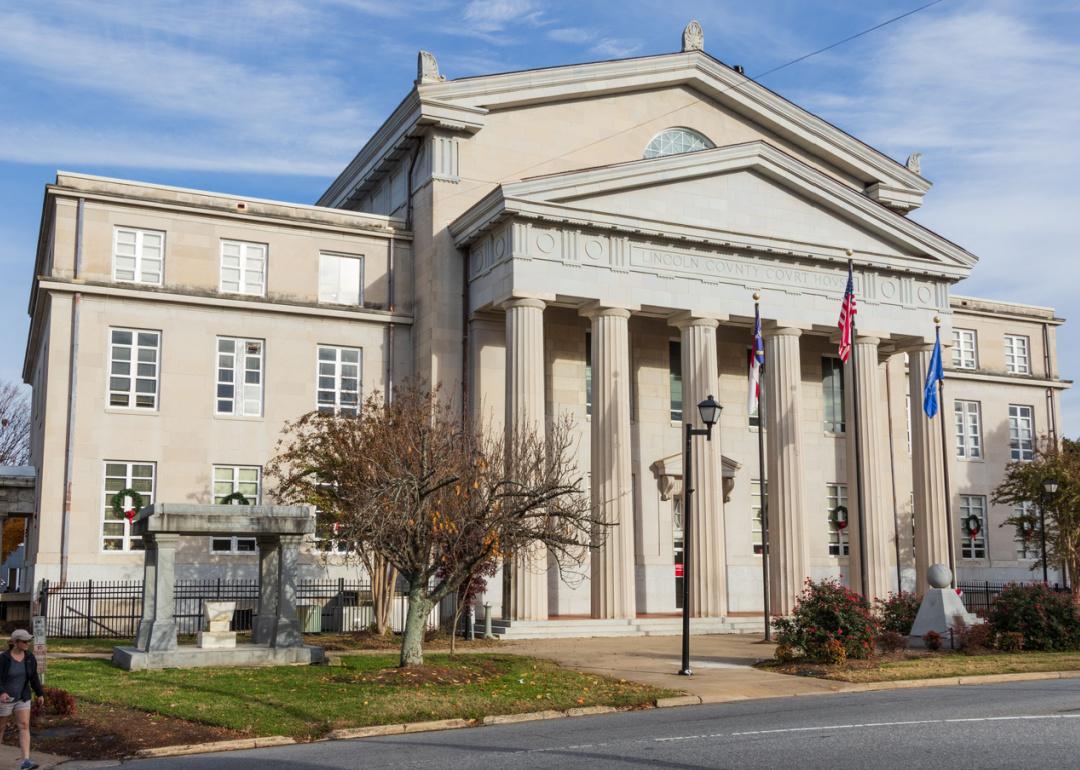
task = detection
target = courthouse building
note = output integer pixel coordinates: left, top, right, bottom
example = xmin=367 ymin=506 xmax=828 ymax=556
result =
xmin=17 ymin=23 xmax=1069 ymax=630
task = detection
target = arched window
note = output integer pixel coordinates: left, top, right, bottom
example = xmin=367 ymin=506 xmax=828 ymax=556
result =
xmin=643 ymin=128 xmax=715 ymax=159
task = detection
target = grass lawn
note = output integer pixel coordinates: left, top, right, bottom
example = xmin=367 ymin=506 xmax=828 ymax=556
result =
xmin=46 ymin=631 xmax=493 ymax=654
xmin=47 ymin=654 xmax=675 ymax=740
xmin=759 ymin=651 xmax=1080 ymax=683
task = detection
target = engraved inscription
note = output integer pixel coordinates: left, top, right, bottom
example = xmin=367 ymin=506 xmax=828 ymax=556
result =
xmin=631 ymin=246 xmax=846 ymax=292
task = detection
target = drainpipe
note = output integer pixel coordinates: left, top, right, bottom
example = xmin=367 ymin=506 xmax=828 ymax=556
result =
xmin=59 ymin=197 xmax=85 ymax=585
xmin=386 ymin=237 xmax=395 ymax=404
xmin=1041 ymin=321 xmax=1057 ymax=446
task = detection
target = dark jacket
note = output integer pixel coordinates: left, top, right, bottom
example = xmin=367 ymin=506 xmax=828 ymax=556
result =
xmin=0 ymin=649 xmax=43 ymax=703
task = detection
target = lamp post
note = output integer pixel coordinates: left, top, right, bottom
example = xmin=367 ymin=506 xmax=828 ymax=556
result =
xmin=679 ymin=395 xmax=722 ymax=677
xmin=1040 ymin=477 xmax=1059 ymax=584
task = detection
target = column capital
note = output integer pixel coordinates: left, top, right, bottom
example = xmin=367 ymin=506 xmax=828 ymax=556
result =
xmin=853 ymin=334 xmax=884 ymax=346
xmin=762 ymin=326 xmax=802 ymax=339
xmin=580 ymin=302 xmax=632 ymax=320
xmin=501 ymin=297 xmax=546 ymax=312
xmin=148 ymin=533 xmax=181 ymax=548
xmin=667 ymin=311 xmax=720 ymax=330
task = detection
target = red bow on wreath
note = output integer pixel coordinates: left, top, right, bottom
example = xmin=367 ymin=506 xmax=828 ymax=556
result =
xmin=964 ymin=514 xmax=982 ymax=542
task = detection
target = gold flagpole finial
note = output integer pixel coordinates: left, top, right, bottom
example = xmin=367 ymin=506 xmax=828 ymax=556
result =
xmin=845 ymin=248 xmax=854 ymax=257
xmin=933 ymin=315 xmax=942 ymax=327
xmin=752 ymin=291 xmax=761 ymax=302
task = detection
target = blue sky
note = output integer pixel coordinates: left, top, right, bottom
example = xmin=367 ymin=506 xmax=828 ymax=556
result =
xmin=1 ymin=0 xmax=1077 ymax=433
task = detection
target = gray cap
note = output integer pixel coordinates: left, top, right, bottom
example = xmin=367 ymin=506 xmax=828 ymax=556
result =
xmin=10 ymin=629 xmax=31 ymax=642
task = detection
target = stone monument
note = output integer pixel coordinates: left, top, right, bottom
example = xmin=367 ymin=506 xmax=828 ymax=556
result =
xmin=908 ymin=563 xmax=983 ymax=647
xmin=112 ymin=503 xmax=325 ymax=670
xmin=198 ymin=601 xmax=237 ymax=649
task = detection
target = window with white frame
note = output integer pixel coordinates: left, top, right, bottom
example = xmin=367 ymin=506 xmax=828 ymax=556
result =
xmin=905 ymin=393 xmax=912 ymax=454
xmin=211 ymin=465 xmax=260 ymax=553
xmin=827 ymin=484 xmax=849 ymax=556
xmin=318 ymin=254 xmax=363 ymax=306
xmin=313 ymin=485 xmax=350 ymax=554
xmin=316 ymin=346 xmax=362 ymax=415
xmin=822 ymin=358 xmax=845 ymax=433
xmin=954 ymin=400 xmax=982 ymax=459
xmin=108 ymin=328 xmax=160 ymax=409
xmin=219 ymin=240 xmax=267 ymax=296
xmin=959 ymin=495 xmax=987 ymax=559
xmin=1004 ymin=334 xmax=1030 ymax=374
xmin=951 ymin=329 xmax=977 ymax=369
xmin=216 ymin=338 xmax=263 ymax=416
xmin=1014 ymin=501 xmax=1039 ymax=560
xmin=585 ymin=331 xmax=593 ymax=417
xmin=643 ymin=128 xmax=715 ymax=159
xmin=113 ymin=227 xmax=164 ymax=285
xmin=751 ymin=480 xmax=766 ymax=555
xmin=102 ymin=461 xmax=154 ymax=551
xmin=669 ymin=340 xmax=683 ymax=422
xmin=1008 ymin=404 xmax=1035 ymax=460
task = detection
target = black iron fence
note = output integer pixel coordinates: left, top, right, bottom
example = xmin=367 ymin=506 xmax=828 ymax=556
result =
xmin=957 ymin=580 xmax=1071 ymax=616
xmin=39 ymin=578 xmax=439 ymax=638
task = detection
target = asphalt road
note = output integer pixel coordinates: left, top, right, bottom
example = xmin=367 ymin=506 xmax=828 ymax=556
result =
xmin=119 ymin=679 xmax=1080 ymax=769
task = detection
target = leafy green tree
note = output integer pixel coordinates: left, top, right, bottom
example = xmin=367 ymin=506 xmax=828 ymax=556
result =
xmin=993 ymin=437 xmax=1080 ymax=595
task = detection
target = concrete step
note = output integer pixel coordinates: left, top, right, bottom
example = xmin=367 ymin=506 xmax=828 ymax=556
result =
xmin=472 ymin=615 xmax=767 ymax=640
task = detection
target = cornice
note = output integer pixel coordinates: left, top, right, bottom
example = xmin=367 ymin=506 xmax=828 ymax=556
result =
xmin=449 ymin=141 xmax=975 ymax=280
xmin=944 ymin=369 xmax=1072 ymax=390
xmin=35 ymin=280 xmax=415 ymax=325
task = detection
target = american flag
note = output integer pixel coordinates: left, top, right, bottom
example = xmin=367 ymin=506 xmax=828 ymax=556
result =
xmin=747 ymin=304 xmax=764 ymax=416
xmin=837 ymin=263 xmax=857 ymax=362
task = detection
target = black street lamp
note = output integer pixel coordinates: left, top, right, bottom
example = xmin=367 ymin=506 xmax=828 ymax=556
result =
xmin=1040 ymin=477 xmax=1059 ymax=584
xmin=679 ymin=394 xmax=722 ymax=677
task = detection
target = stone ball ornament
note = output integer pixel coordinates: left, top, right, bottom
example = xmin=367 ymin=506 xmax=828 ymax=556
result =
xmin=927 ymin=563 xmax=952 ymax=589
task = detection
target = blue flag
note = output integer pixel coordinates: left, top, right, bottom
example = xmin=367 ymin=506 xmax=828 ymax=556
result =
xmin=923 ymin=329 xmax=945 ymax=417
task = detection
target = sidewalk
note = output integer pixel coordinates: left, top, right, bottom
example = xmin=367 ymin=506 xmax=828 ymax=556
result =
xmin=501 ymin=633 xmax=851 ymax=702
xmin=0 ymin=743 xmax=67 ymax=769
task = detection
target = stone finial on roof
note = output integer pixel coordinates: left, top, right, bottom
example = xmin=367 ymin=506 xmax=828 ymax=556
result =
xmin=906 ymin=152 xmax=923 ymax=174
xmin=416 ymin=50 xmax=445 ymax=85
xmin=682 ymin=20 xmax=704 ymax=52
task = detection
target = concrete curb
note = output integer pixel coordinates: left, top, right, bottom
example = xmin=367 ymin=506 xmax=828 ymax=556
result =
xmin=655 ymin=695 xmax=701 ymax=708
xmin=482 ymin=709 xmax=565 ymax=725
xmin=844 ymin=669 xmax=1080 ymax=692
xmin=132 ymin=735 xmax=295 ymax=759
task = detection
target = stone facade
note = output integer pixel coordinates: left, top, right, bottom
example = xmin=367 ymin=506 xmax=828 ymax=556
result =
xmin=19 ymin=33 xmax=1070 ymax=621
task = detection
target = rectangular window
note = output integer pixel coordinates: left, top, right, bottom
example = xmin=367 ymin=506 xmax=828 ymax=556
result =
xmin=216 ymin=338 xmax=264 ymax=417
xmin=113 ymin=227 xmax=164 ymax=285
xmin=108 ymin=328 xmax=160 ymax=409
xmin=318 ymin=253 xmax=363 ymax=306
xmin=670 ymin=340 xmax=683 ymax=422
xmin=959 ymin=495 xmax=987 ymax=559
xmin=102 ymin=461 xmax=154 ymax=551
xmin=822 ymin=358 xmax=845 ymax=433
xmin=1014 ymin=501 xmax=1039 ymax=560
xmin=316 ymin=346 xmax=362 ymax=416
xmin=1008 ymin=404 xmax=1034 ymax=460
xmin=905 ymin=393 xmax=912 ymax=454
xmin=211 ymin=465 xmax=260 ymax=553
xmin=827 ymin=483 xmax=849 ymax=556
xmin=952 ymin=329 xmax=977 ymax=369
xmin=219 ymin=240 xmax=267 ymax=296
xmin=751 ymin=480 xmax=766 ymax=555
xmin=1004 ymin=334 xmax=1030 ymax=374
xmin=585 ymin=331 xmax=592 ymax=417
xmin=954 ymin=400 xmax=982 ymax=459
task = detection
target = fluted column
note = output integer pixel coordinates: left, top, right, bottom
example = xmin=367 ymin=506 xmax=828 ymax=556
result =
xmin=503 ymin=298 xmax=548 ymax=620
xmin=909 ymin=344 xmax=952 ymax=594
xmin=763 ymin=328 xmax=809 ymax=616
xmin=672 ymin=315 xmax=726 ymax=617
xmin=584 ymin=306 xmax=636 ymax=619
xmin=845 ymin=336 xmax=894 ymax=601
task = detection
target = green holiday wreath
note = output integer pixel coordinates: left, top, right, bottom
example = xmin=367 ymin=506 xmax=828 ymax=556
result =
xmin=110 ymin=488 xmax=145 ymax=521
xmin=220 ymin=491 xmax=251 ymax=505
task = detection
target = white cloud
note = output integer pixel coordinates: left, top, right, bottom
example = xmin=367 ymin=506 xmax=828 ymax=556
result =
xmin=548 ymin=27 xmax=593 ymax=44
xmin=462 ymin=0 xmax=544 ymax=33
xmin=589 ymin=38 xmax=643 ymax=59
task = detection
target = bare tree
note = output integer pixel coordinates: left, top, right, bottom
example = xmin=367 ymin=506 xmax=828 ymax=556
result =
xmin=0 ymin=382 xmax=30 ymax=467
xmin=268 ymin=382 xmax=601 ymax=667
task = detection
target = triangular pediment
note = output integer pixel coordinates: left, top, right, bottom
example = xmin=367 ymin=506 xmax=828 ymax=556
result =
xmin=452 ymin=142 xmax=976 ymax=275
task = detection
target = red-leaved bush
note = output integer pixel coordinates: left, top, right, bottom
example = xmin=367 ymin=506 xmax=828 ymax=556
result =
xmin=772 ymin=579 xmax=879 ymax=662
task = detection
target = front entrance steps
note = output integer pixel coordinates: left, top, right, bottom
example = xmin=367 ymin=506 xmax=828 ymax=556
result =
xmin=473 ymin=615 xmax=765 ymax=639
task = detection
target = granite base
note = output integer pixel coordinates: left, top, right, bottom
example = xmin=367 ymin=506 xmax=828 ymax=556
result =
xmin=111 ymin=643 xmax=325 ymax=671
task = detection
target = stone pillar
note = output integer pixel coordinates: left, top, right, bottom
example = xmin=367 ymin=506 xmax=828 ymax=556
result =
xmin=274 ymin=535 xmax=304 ymax=647
xmin=137 ymin=533 xmax=178 ymax=651
xmin=586 ymin=306 xmax=636 ymax=619
xmin=503 ymin=298 xmax=548 ymax=621
xmin=909 ymin=344 xmax=952 ymax=594
xmin=672 ymin=315 xmax=726 ymax=617
xmin=253 ymin=535 xmax=280 ymax=645
xmin=762 ymin=328 xmax=809 ymax=616
xmin=845 ymin=336 xmax=894 ymax=601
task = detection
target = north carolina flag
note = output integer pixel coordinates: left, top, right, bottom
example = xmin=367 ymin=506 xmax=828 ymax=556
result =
xmin=838 ymin=263 xmax=857 ymax=362
xmin=923 ymin=328 xmax=945 ymax=417
xmin=747 ymin=304 xmax=764 ymax=415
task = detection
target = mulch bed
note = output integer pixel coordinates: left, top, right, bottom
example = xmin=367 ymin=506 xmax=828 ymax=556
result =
xmin=334 ymin=659 xmax=504 ymax=687
xmin=28 ymin=701 xmax=249 ymax=760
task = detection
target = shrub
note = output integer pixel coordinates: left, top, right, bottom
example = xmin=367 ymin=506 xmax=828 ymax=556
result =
xmin=821 ymin=638 xmax=847 ymax=665
xmin=998 ymin=631 xmax=1024 ymax=652
xmin=876 ymin=591 xmax=920 ymax=635
xmin=772 ymin=578 xmax=879 ymax=663
xmin=987 ymin=583 xmax=1080 ymax=651
xmin=31 ymin=687 xmax=77 ymax=719
xmin=774 ymin=643 xmax=799 ymax=663
xmin=877 ymin=630 xmax=907 ymax=653
xmin=952 ymin=617 xmax=995 ymax=654
xmin=923 ymin=630 xmax=942 ymax=651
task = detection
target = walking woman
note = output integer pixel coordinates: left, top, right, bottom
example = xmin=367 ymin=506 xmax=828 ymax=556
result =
xmin=0 ymin=629 xmax=44 ymax=770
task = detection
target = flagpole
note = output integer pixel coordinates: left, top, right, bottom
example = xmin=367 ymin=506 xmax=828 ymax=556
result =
xmin=934 ymin=319 xmax=957 ymax=586
xmin=754 ymin=294 xmax=771 ymax=640
xmin=848 ymin=258 xmax=870 ymax=600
